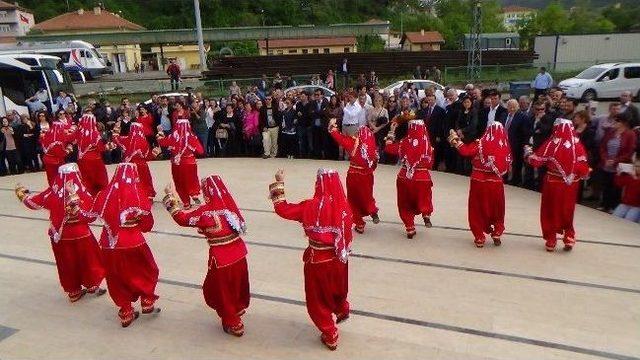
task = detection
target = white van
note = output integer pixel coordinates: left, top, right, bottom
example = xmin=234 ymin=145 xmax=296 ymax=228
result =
xmin=558 ymin=62 xmax=640 ymax=101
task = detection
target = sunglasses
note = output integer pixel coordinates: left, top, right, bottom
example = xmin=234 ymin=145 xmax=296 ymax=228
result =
xmin=535 ymin=108 xmax=545 ymax=111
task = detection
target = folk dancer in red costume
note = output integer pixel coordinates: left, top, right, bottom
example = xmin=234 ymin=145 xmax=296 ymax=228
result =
xmin=111 ymin=122 xmax=159 ymax=200
xmin=163 ymin=175 xmax=250 ymax=337
xmin=328 ymin=118 xmax=380 ymax=233
xmin=269 ymin=169 xmax=352 ymax=351
xmin=73 ymin=114 xmax=109 ymax=195
xmin=15 ymin=163 xmax=106 ymax=302
xmin=91 ymin=163 xmax=160 ymax=327
xmin=525 ymin=118 xmax=591 ymax=252
xmin=157 ymin=119 xmax=204 ymax=208
xmin=448 ymin=122 xmax=512 ymax=247
xmin=384 ymin=120 xmax=435 ymax=238
xmin=40 ymin=121 xmax=75 ymax=185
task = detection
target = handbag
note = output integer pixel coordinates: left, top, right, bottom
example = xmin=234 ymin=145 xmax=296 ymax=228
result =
xmin=215 ymin=128 xmax=228 ymax=139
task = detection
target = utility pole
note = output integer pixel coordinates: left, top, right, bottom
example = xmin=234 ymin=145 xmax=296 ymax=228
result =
xmin=193 ymin=0 xmax=207 ymax=71
xmin=467 ymin=0 xmax=482 ymax=81
xmin=261 ymin=9 xmax=269 ymax=56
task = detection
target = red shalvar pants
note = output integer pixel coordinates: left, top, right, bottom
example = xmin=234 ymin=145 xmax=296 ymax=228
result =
xmin=468 ymin=179 xmax=505 ymax=244
xmin=304 ymin=258 xmax=349 ymax=342
xmin=396 ymin=177 xmax=433 ymax=232
xmin=540 ymin=177 xmax=579 ymax=249
xmin=102 ymin=244 xmax=160 ymax=321
xmin=51 ymin=235 xmax=105 ymax=296
xmin=346 ymin=172 xmax=378 ymax=228
xmin=171 ymin=163 xmax=200 ymax=205
xmin=203 ymin=258 xmax=250 ymax=328
xmin=78 ymin=158 xmax=109 ymax=195
xmin=44 ymin=163 xmax=61 ymax=186
xmin=134 ymin=160 xmax=156 ymax=199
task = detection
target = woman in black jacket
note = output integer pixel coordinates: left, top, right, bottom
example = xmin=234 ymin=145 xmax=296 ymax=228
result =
xmin=212 ymin=104 xmax=237 ymax=158
xmin=17 ymin=114 xmax=39 ymax=172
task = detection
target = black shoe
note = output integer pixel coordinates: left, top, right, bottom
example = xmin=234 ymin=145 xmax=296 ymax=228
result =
xmin=262 ymin=155 xmax=269 ymax=159
xmin=371 ymin=213 xmax=380 ymax=224
xmin=563 ymin=245 xmax=573 ymax=252
xmin=423 ymin=216 xmax=432 ymax=228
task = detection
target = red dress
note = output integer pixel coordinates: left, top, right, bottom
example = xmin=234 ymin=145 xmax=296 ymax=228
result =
xmin=40 ymin=122 xmax=74 ymax=185
xmin=157 ymin=119 xmax=204 ymax=206
xmin=270 ymin=170 xmax=352 ymax=350
xmin=18 ymin=163 xmax=105 ymax=301
xmin=74 ymin=115 xmax=108 ymax=195
xmin=526 ymin=119 xmax=590 ymax=251
xmin=92 ymin=163 xmax=159 ymax=325
xmin=384 ymin=120 xmax=434 ymax=235
xmin=113 ymin=122 xmax=157 ymax=199
xmin=167 ymin=175 xmax=249 ymax=335
xmin=330 ymin=127 xmax=378 ymax=231
xmin=454 ymin=122 xmax=512 ymax=246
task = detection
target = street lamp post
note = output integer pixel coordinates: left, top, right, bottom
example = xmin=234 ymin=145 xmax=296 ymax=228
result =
xmin=193 ymin=0 xmax=207 ymax=71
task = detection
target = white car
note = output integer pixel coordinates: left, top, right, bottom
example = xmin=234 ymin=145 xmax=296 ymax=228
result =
xmin=284 ymin=85 xmax=335 ymax=100
xmin=143 ymin=92 xmax=189 ymax=105
xmin=559 ymin=63 xmax=640 ymax=101
xmin=380 ymin=80 xmax=463 ymax=98
xmin=380 ymin=79 xmax=463 ymax=108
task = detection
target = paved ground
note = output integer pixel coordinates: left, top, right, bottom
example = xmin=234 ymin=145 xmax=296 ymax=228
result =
xmin=0 ymin=158 xmax=638 ymax=359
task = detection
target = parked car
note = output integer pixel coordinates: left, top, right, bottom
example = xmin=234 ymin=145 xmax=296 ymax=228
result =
xmin=284 ymin=85 xmax=335 ymax=100
xmin=143 ymin=92 xmax=189 ymax=105
xmin=559 ymin=62 xmax=640 ymax=101
xmin=380 ymin=79 xmax=464 ymax=99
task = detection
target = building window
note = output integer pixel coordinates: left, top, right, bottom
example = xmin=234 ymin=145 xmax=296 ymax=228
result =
xmin=0 ymin=11 xmax=6 ymax=18
xmin=323 ymin=48 xmax=330 ymax=54
xmin=312 ymin=49 xmax=319 ymax=54
xmin=268 ymin=50 xmax=274 ymax=55
xmin=0 ymin=25 xmax=10 ymax=32
xmin=505 ymin=38 xmax=512 ymax=46
xmin=302 ymin=49 xmax=308 ymax=54
xmin=344 ymin=47 xmax=350 ymax=53
xmin=276 ymin=50 xmax=284 ymax=55
xmin=288 ymin=49 xmax=298 ymax=54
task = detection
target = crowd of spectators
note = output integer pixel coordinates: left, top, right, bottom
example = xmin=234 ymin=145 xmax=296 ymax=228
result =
xmin=1 ymin=72 xmax=638 ymax=223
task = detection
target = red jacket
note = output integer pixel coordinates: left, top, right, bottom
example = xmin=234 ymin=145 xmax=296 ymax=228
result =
xmin=614 ymin=174 xmax=640 ymax=207
xmin=137 ymin=114 xmax=155 ymax=137
xmin=599 ymin=129 xmax=636 ymax=169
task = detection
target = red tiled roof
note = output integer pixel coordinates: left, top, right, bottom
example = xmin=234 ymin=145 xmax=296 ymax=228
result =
xmin=258 ymin=36 xmax=357 ymax=49
xmin=402 ymin=31 xmax=444 ymax=44
xmin=33 ymin=9 xmax=145 ymax=32
xmin=501 ymin=5 xmax=535 ymax=13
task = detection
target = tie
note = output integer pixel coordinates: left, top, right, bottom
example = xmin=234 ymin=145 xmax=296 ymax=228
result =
xmin=506 ymin=114 xmax=513 ymax=130
xmin=427 ymin=106 xmax=432 ymax=120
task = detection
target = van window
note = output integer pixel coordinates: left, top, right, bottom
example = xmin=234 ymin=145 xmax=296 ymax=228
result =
xmin=599 ymin=68 xmax=619 ymax=81
xmin=624 ymin=66 xmax=640 ymax=79
xmin=575 ymin=67 xmax=606 ymax=80
xmin=0 ymin=67 xmax=46 ymax=106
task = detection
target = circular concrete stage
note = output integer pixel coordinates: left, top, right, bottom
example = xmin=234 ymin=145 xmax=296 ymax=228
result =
xmin=0 ymin=158 xmax=638 ymax=360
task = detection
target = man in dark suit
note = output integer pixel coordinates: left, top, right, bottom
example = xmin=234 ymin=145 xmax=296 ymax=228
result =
xmin=478 ymin=89 xmax=507 ymax=135
xmin=505 ymin=99 xmax=532 ymax=186
xmin=423 ymin=92 xmax=448 ymax=171
xmin=309 ymin=88 xmax=329 ymax=159
xmin=523 ymin=101 xmax=555 ymax=190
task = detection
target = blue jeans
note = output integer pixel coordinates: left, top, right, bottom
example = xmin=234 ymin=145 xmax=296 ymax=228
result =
xmin=195 ymin=128 xmax=208 ymax=156
xmin=612 ymin=204 xmax=640 ymax=223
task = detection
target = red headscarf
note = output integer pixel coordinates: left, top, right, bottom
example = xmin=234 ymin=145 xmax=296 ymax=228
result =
xmin=24 ymin=163 xmax=91 ymax=243
xmin=188 ymin=175 xmax=247 ymax=233
xmin=351 ymin=126 xmax=378 ymax=170
xmin=41 ymin=121 xmax=68 ymax=157
xmin=166 ymin=119 xmax=198 ymax=165
xmin=399 ymin=120 xmax=433 ymax=179
xmin=302 ymin=169 xmax=353 ymax=263
xmin=92 ymin=163 xmax=150 ymax=248
xmin=120 ymin=122 xmax=149 ymax=162
xmin=534 ymin=118 xmax=588 ymax=184
xmin=476 ymin=121 xmax=512 ymax=176
xmin=77 ymin=114 xmax=101 ymax=159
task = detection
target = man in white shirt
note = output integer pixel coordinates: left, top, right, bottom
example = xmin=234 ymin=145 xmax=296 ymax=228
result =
xmin=532 ymin=67 xmax=553 ymax=101
xmin=342 ymin=92 xmax=363 ymax=136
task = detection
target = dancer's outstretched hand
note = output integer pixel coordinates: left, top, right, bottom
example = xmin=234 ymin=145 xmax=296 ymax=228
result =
xmin=164 ymin=183 xmax=175 ymax=195
xmin=275 ymin=169 xmax=284 ymax=182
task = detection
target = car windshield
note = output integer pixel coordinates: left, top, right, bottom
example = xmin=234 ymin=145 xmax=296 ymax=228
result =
xmin=575 ymin=67 xmax=606 ymax=80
